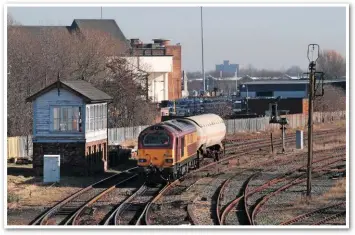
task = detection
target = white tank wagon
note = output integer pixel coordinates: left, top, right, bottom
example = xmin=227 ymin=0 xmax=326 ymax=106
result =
xmin=177 ymin=113 xmax=226 ymax=159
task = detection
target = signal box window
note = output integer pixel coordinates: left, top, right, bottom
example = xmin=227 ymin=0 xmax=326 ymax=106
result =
xmin=52 ymin=106 xmax=81 ymax=132
xmin=143 ymin=132 xmax=170 ymax=146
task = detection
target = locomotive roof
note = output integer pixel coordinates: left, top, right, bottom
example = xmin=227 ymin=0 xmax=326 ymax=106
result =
xmin=163 ymin=119 xmax=196 ymax=134
xmin=140 ymin=120 xmax=196 ymax=137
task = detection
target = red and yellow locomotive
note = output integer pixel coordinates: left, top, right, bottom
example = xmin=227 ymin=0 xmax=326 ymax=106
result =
xmin=137 ymin=114 xmax=226 ymax=179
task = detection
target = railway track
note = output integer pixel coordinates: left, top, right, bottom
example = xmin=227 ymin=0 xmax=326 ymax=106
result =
xmin=29 ymin=125 xmax=345 ymax=226
xmin=224 ymin=127 xmax=344 ymax=149
xmin=201 ymin=128 xmax=345 ymax=172
xmin=279 ymin=202 xmax=346 ymax=225
xmin=71 ymin=174 xmax=141 ymax=225
xmin=30 ymin=167 xmax=138 ymax=225
xmin=199 ymin=146 xmax=346 ymax=224
xmin=312 ymin=211 xmax=346 ymax=225
xmin=253 ymin=167 xmax=346 ymax=226
xmin=113 ymin=183 xmax=165 ymax=225
xmin=250 ymin=166 xmax=345 ymax=226
xmin=150 ymin=126 xmax=343 ymax=226
xmin=219 ymin=147 xmax=345 ymax=225
xmin=252 ymin=157 xmax=345 ymax=224
xmin=219 ymin=173 xmax=258 ymax=225
xmin=144 ymin=130 xmax=345 ymax=226
xmin=145 ymin=175 xmax=205 ymax=225
xmin=224 ymin=126 xmax=344 ymax=144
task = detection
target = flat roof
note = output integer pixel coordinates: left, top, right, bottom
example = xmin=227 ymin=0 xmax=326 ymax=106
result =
xmin=241 ymin=79 xmax=346 ymax=85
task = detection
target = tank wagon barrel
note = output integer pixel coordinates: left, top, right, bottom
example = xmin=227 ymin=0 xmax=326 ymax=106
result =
xmin=177 ymin=114 xmax=226 ymax=155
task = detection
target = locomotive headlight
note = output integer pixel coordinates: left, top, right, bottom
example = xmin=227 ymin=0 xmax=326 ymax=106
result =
xmin=165 ymin=159 xmax=173 ymax=163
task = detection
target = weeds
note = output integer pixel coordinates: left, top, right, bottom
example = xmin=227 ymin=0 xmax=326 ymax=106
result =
xmin=8 ymin=193 xmax=20 ymax=203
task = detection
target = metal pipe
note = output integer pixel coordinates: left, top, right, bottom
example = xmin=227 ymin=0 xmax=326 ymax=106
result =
xmin=246 ymin=85 xmax=249 ymax=114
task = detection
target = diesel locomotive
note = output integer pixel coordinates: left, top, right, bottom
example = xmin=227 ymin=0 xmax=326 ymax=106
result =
xmin=136 ymin=114 xmax=226 ymax=180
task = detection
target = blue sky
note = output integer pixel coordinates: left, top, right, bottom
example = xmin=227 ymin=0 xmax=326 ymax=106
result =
xmin=7 ymin=6 xmax=346 ymax=72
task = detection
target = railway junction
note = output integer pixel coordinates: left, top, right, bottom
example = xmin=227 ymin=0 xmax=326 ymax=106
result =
xmin=7 ymin=120 xmax=346 ymax=226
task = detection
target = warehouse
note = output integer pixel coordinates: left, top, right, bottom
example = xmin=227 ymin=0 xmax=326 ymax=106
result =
xmin=239 ymin=79 xmax=346 ymax=99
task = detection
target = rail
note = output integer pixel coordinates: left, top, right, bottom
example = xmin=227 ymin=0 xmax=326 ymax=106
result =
xmin=30 ymin=167 xmax=137 ymax=225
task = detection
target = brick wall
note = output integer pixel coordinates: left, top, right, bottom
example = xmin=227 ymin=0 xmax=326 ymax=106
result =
xmin=33 ymin=140 xmax=108 ymax=176
xmin=33 ymin=142 xmax=86 ymax=176
xmin=166 ymin=45 xmax=181 ymax=100
xmin=85 ymin=139 xmax=108 ymax=172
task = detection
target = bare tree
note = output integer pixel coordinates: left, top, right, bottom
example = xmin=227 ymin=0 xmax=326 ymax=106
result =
xmin=285 ymin=65 xmax=304 ymax=76
xmin=7 ymin=25 xmax=157 ymax=136
xmin=317 ymin=50 xmax=346 ymax=79
xmin=7 ymin=27 xmax=41 ymax=136
xmin=314 ymin=85 xmax=346 ymax=112
xmin=7 ymin=14 xmax=20 ymax=26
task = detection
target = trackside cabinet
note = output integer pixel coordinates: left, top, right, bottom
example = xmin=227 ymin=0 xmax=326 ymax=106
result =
xmin=43 ymin=155 xmax=60 ymax=183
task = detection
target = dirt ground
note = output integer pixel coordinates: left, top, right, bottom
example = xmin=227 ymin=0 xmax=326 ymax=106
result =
xmin=6 ymin=160 xmax=137 ymax=225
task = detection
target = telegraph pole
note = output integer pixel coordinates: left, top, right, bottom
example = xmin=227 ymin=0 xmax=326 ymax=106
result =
xmin=200 ymin=7 xmax=206 ymax=93
xmin=306 ymin=44 xmax=320 ymax=198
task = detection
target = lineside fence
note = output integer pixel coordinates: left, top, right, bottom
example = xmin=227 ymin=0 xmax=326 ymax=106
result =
xmin=7 ymin=136 xmax=33 ymax=159
xmin=224 ymin=111 xmax=346 ymax=134
xmin=7 ymin=111 xmax=345 ymax=158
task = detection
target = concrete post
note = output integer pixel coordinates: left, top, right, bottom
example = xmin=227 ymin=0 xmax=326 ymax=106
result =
xmin=296 ymin=130 xmax=304 ymax=150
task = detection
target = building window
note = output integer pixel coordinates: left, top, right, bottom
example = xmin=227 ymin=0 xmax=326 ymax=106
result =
xmin=52 ymin=106 xmax=81 ymax=132
xmin=99 ymin=105 xmax=103 ymax=130
xmin=86 ymin=106 xmax=90 ymax=131
xmin=103 ymin=104 xmax=107 ymax=129
xmin=86 ymin=103 xmax=108 ymax=132
xmin=94 ymin=105 xmax=97 ymax=130
xmin=100 ymin=105 xmax=104 ymax=129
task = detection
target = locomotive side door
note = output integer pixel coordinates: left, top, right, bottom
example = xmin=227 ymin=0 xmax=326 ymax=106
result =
xmin=175 ymin=137 xmax=181 ymax=162
xmin=181 ymin=137 xmax=185 ymax=159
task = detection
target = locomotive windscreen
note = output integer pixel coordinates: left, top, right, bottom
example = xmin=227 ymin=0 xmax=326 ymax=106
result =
xmin=143 ymin=131 xmax=170 ymax=147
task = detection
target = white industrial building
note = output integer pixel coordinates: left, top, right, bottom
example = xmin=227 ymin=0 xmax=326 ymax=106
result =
xmin=124 ymin=56 xmax=173 ymax=102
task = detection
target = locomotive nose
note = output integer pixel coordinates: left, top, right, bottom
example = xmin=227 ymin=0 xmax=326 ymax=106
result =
xmin=138 ymin=154 xmax=151 ymax=166
xmin=151 ymin=156 xmax=164 ymax=166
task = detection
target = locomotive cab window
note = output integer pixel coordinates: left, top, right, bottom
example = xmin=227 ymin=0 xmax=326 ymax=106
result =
xmin=143 ymin=131 xmax=170 ymax=147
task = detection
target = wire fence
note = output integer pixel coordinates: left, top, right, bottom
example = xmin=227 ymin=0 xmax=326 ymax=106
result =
xmin=7 ymin=111 xmax=346 ymax=159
